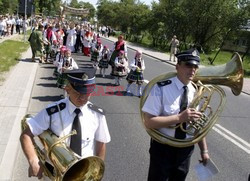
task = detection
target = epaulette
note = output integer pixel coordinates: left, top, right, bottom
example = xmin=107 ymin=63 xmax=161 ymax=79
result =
xmin=46 ymin=102 xmax=66 ymax=116
xmin=87 ymin=103 xmax=105 ymax=115
xmin=157 ymin=80 xmax=172 ymax=87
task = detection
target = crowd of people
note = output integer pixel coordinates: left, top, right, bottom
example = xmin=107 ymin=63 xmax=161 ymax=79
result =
xmin=28 ymin=16 xmax=146 ymax=97
xmin=0 ymin=15 xmax=29 ymax=39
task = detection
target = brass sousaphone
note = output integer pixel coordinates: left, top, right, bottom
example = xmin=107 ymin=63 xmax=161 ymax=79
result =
xmin=140 ymin=52 xmax=244 ymax=147
xmin=21 ymin=114 xmax=104 ymax=181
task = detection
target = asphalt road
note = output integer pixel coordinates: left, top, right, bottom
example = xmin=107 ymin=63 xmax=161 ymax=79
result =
xmin=13 ymin=39 xmax=250 ymax=181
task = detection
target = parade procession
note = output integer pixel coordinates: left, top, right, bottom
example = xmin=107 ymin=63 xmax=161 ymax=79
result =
xmin=0 ymin=1 xmax=250 ymax=181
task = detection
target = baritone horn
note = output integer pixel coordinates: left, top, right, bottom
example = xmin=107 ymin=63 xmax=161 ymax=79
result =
xmin=140 ymin=52 xmax=243 ymax=147
xmin=21 ymin=114 xmax=105 ymax=181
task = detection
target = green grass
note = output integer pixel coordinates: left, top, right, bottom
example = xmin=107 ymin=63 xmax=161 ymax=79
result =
xmin=0 ymin=40 xmax=30 ymax=73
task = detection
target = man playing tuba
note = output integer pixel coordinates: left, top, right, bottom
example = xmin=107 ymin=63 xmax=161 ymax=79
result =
xmin=142 ymin=49 xmax=210 ymax=181
xmin=20 ymin=68 xmax=111 ymax=180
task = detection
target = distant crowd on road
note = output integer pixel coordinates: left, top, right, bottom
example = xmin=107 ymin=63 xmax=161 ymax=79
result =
xmin=28 ymin=17 xmax=145 ymax=97
xmin=0 ymin=14 xmax=30 ymax=39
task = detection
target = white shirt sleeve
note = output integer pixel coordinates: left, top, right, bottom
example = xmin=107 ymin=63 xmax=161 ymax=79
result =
xmin=27 ymin=109 xmax=50 ymax=136
xmin=142 ymin=85 xmax=163 ymax=116
xmin=94 ymin=114 xmax=111 ymax=143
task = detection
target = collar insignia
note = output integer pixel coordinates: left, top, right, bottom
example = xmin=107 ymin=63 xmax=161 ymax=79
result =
xmin=82 ymin=73 xmax=88 ymax=81
xmin=192 ymin=50 xmax=198 ymax=57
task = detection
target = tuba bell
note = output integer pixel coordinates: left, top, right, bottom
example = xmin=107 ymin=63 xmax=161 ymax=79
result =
xmin=140 ymin=52 xmax=244 ymax=147
xmin=21 ymin=114 xmax=105 ymax=181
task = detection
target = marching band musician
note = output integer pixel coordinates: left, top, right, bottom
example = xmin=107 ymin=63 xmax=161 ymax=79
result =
xmin=142 ymin=49 xmax=210 ymax=181
xmin=20 ymin=68 xmax=111 ymax=179
xmin=126 ymin=49 xmax=145 ymax=97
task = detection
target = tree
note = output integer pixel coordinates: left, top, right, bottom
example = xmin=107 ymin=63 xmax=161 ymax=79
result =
xmin=78 ymin=1 xmax=96 ymax=20
xmin=33 ymin=0 xmax=61 ymax=16
xmin=70 ymin=0 xmax=79 ymax=8
xmin=0 ymin=0 xmax=19 ymax=15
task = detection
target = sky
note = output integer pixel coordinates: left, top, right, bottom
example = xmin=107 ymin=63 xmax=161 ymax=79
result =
xmin=78 ymin=0 xmax=157 ymax=8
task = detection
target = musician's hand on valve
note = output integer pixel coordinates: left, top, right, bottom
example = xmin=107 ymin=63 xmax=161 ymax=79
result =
xmin=28 ymin=159 xmax=43 ymax=179
xmin=179 ymin=108 xmax=202 ymax=123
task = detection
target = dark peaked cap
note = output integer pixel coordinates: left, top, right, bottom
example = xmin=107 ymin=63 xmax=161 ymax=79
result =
xmin=63 ymin=68 xmax=96 ymax=94
xmin=175 ymin=48 xmax=200 ymax=66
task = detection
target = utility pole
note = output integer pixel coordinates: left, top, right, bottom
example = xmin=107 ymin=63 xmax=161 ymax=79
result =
xmin=24 ymin=0 xmax=27 ymax=41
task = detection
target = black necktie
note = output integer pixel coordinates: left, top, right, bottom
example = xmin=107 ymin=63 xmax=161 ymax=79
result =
xmin=70 ymin=108 xmax=82 ymax=156
xmin=175 ymin=86 xmax=188 ymax=139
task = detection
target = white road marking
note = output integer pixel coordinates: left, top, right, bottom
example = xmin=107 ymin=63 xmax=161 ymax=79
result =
xmin=213 ymin=126 xmax=250 ymax=154
xmin=215 ymin=124 xmax=250 ymax=148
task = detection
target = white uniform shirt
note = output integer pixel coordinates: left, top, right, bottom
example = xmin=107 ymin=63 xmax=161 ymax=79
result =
xmin=27 ymin=98 xmax=111 ymax=158
xmin=142 ymin=76 xmax=196 ymax=138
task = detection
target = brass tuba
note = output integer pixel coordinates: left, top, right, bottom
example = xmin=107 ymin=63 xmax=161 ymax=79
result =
xmin=21 ymin=114 xmax=105 ymax=181
xmin=140 ymin=52 xmax=244 ymax=147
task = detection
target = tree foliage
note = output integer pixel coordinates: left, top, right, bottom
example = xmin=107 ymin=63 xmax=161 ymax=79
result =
xmin=97 ymin=0 xmax=250 ymax=52
xmin=0 ymin=0 xmax=19 ymax=15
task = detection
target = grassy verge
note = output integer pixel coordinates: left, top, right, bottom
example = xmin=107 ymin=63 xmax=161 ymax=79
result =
xmin=0 ymin=33 xmax=30 ymax=83
xmin=0 ymin=40 xmax=30 ymax=73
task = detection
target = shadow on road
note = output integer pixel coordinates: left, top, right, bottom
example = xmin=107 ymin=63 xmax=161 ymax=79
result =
xmin=36 ymin=83 xmax=57 ymax=88
xmin=32 ymin=95 xmax=63 ymax=102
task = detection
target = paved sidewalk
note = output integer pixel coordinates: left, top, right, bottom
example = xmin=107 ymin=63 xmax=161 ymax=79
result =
xmin=0 ymin=48 xmax=38 ymax=180
xmin=0 ymin=35 xmax=249 ymax=180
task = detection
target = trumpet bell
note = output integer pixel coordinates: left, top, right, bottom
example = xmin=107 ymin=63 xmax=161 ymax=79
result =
xmin=194 ymin=52 xmax=244 ymax=96
xmin=62 ymin=156 xmax=104 ymax=181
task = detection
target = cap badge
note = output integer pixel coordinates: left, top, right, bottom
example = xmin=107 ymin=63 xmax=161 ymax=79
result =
xmin=82 ymin=73 xmax=88 ymax=81
xmin=192 ymin=50 xmax=198 ymax=57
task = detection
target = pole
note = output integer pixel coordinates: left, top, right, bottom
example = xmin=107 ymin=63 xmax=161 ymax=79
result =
xmin=24 ymin=0 xmax=27 ymax=41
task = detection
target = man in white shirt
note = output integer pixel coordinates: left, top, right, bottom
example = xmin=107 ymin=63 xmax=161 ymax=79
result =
xmin=142 ymin=49 xmax=209 ymax=181
xmin=20 ymin=68 xmax=111 ymax=179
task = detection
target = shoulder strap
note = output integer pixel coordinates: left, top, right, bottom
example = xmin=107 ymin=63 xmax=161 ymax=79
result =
xmin=46 ymin=102 xmax=66 ymax=116
xmin=157 ymin=80 xmax=172 ymax=87
xmin=87 ymin=103 xmax=105 ymax=115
